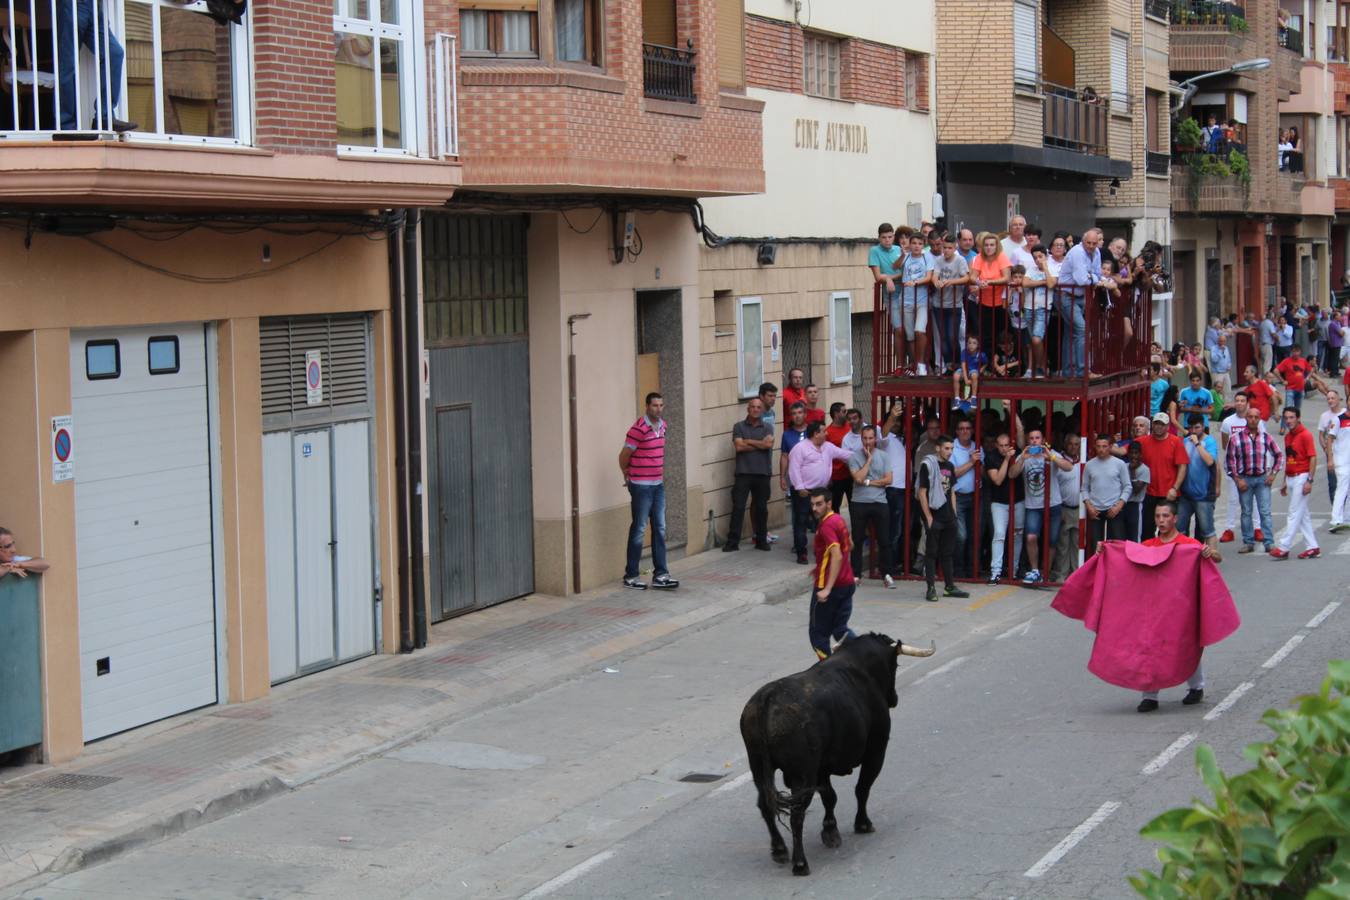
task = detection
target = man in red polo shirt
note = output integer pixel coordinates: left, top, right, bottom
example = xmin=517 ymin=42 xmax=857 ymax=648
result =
xmin=1270 ymin=406 xmax=1320 ymax=560
xmin=781 ymin=367 xmax=806 ymax=413
xmin=1136 ymin=412 xmax=1190 ymax=541
xmin=1242 ymin=364 xmax=1280 ymax=423
xmin=808 ymin=489 xmax=857 ymax=660
xmin=825 ymin=402 xmax=852 ymax=511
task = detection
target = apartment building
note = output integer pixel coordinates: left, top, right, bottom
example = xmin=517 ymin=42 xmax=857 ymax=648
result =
xmin=0 ymin=0 xmax=460 ymax=761
xmin=1169 ymin=0 xmax=1334 ymax=344
xmin=1329 ymin=1 xmax=1350 ymax=282
xmin=696 ymin=1 xmax=936 ymax=543
xmin=417 ymin=0 xmax=764 ymax=609
xmin=934 ymin=0 xmax=1148 ymax=240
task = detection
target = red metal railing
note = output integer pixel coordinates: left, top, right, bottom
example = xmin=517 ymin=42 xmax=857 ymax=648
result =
xmin=872 ymin=280 xmax=1153 ymax=384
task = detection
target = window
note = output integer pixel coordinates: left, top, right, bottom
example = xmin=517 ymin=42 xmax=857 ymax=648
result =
xmin=830 ymin=293 xmax=852 ymax=383
xmin=1145 ymin=90 xmax=1163 ymax=151
xmin=86 ymin=341 xmax=121 ymax=380
xmin=422 ymin=214 xmax=529 ymax=344
xmin=737 ymin=297 xmax=764 ymax=398
xmin=461 ymin=2 xmax=539 ymax=57
xmin=335 ymin=0 xmax=421 ymax=152
xmin=716 ymin=0 xmax=744 ymax=89
xmin=555 ymin=0 xmax=601 ymax=65
xmin=1109 ymin=30 xmax=1130 ymax=113
xmin=803 ymin=33 xmax=840 ymax=99
xmin=147 ymin=337 xmax=180 ymax=375
xmin=1013 ymin=0 xmax=1038 ymax=89
xmin=904 ymin=52 xmax=919 ymax=109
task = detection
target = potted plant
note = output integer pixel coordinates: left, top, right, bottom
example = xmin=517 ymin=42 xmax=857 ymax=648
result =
xmin=1174 ymin=117 xmax=1205 ymax=152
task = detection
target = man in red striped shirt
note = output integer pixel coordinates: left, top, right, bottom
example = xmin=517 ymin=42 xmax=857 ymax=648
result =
xmin=1225 ymin=407 xmax=1283 ymax=554
xmin=619 ymin=392 xmax=679 ymax=590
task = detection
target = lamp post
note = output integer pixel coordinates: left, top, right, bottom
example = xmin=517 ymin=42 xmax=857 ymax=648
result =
xmin=1171 ymin=58 xmax=1272 ymax=113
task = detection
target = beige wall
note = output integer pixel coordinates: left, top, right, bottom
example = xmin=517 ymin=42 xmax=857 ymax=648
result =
xmin=747 ymin=0 xmax=932 ymax=53
xmin=698 ymin=241 xmax=872 ymax=536
xmin=0 ymin=225 xmax=402 ymax=761
xmin=527 ymin=211 xmax=704 ymax=594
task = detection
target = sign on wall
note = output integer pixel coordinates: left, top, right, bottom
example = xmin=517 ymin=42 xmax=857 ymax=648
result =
xmin=1006 ymin=193 xmax=1021 ymax=223
xmin=768 ymin=323 xmax=781 ymax=363
xmin=305 ymin=350 xmax=323 ymax=406
xmin=51 ymin=415 xmax=73 ymax=483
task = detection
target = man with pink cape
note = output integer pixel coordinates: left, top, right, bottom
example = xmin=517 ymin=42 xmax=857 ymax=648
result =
xmin=1052 ymin=500 xmax=1241 ymax=713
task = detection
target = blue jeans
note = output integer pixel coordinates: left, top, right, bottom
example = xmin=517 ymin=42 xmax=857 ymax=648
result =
xmin=933 ymin=308 xmax=962 ymax=369
xmin=1024 ymin=502 xmax=1062 ymax=545
xmin=56 ymin=0 xmax=125 ymax=130
xmin=625 ymin=482 xmax=668 ymax=579
xmin=1287 ymin=389 xmax=1303 ymax=414
xmin=1238 ymin=479 xmax=1274 ymax=548
xmin=808 ymin=583 xmax=856 ymax=659
xmin=1026 ymin=307 xmax=1049 ymax=341
xmin=954 ymin=492 xmax=976 ymax=576
xmin=1057 ymin=294 xmax=1086 ymax=375
xmin=1177 ymin=496 xmax=1216 ymax=540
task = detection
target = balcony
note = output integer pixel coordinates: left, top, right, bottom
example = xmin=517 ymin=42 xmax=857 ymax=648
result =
xmin=1278 ymin=25 xmax=1304 ymax=54
xmin=642 ymin=42 xmax=697 ymax=104
xmin=1171 ymin=165 xmax=1249 ymax=214
xmin=1169 ymin=0 xmax=1251 ymax=73
xmin=1042 ymin=82 xmax=1107 ymax=155
xmin=1146 ymin=151 xmax=1171 ymax=175
xmin=872 ymin=282 xmax=1153 ymax=387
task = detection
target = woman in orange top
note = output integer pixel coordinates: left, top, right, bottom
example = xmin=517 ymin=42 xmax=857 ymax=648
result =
xmin=970 ymin=232 xmax=1011 ymax=357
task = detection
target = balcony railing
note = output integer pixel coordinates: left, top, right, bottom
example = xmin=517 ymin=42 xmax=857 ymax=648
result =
xmin=427 ymin=32 xmax=458 ymax=158
xmin=1171 ymin=0 xmax=1245 ymax=26
xmin=1146 ymin=150 xmax=1171 ymax=175
xmin=642 ymin=41 xmax=696 ymax=104
xmin=1042 ymin=81 xmax=1107 ymax=155
xmin=872 ymin=281 xmax=1153 ymax=385
xmin=1279 ymin=26 xmax=1305 ymax=53
xmin=1 ymin=0 xmax=248 ymax=141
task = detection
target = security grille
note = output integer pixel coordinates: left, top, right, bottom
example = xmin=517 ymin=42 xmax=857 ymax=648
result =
xmin=781 ymin=319 xmax=812 ymax=388
xmin=852 ymin=312 xmax=874 ymax=414
xmin=260 ymin=315 xmax=372 ymax=429
xmin=422 ymin=213 xmax=529 ymax=345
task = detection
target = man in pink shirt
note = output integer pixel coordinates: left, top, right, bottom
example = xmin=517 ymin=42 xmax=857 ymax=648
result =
xmin=788 ymin=422 xmax=856 ymax=504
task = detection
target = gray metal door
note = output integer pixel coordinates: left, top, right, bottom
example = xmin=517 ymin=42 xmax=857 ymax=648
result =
xmin=781 ymin=320 xmax=812 ymax=386
xmin=427 ymin=341 xmax=534 ymax=620
xmin=852 ymin=312 xmax=873 ymax=414
xmin=434 ymin=407 xmax=476 ymax=616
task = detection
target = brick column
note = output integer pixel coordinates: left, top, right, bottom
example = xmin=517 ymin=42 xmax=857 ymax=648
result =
xmin=252 ymin=0 xmax=337 ymax=153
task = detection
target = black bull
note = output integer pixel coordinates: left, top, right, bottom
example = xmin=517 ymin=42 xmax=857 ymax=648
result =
xmin=739 ymin=633 xmax=935 ymax=876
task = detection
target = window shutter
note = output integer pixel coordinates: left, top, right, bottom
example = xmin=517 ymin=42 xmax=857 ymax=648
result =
xmin=1013 ymin=1 xmax=1038 ymax=88
xmin=1110 ymin=31 xmax=1129 ymax=111
xmin=260 ymin=314 xmax=371 ymax=428
xmin=460 ymin=0 xmax=538 ymax=10
xmin=643 ymin=0 xmax=676 ymax=47
xmin=716 ymin=0 xmax=744 ymax=89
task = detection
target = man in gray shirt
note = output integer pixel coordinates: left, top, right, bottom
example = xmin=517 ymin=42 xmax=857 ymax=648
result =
xmin=849 ymin=425 xmax=895 ymax=587
xmin=726 ymin=397 xmax=774 ymax=552
xmin=1082 ymin=433 xmax=1133 ymax=555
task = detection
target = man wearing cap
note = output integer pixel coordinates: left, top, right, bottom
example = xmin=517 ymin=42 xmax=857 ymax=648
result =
xmin=1135 ymin=412 xmax=1189 ymax=541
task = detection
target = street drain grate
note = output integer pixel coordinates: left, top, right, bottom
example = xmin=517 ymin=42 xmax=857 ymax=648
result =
xmin=36 ymin=773 xmax=122 ymax=791
xmin=678 ymin=773 xmax=725 ymax=784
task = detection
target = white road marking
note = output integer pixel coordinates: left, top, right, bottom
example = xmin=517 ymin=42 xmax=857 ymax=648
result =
xmin=1023 ymin=801 xmax=1122 ymax=878
xmin=1307 ymin=601 xmax=1342 ymax=628
xmin=996 ymin=620 xmax=1032 ymax=640
xmin=913 ymin=656 xmax=968 ymax=685
xmin=519 ymin=850 xmax=616 ymax=899
xmin=1141 ymin=732 xmax=1197 ymax=776
xmin=1262 ymin=634 xmax=1304 ymax=669
xmin=709 ymin=771 xmax=753 ymax=796
xmin=1203 ymin=681 xmax=1255 ymax=722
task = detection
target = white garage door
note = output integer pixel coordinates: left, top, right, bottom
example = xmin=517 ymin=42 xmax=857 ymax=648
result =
xmin=71 ymin=324 xmax=218 ymax=741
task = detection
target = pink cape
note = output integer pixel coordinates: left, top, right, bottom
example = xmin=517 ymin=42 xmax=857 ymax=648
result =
xmin=1051 ymin=541 xmax=1240 ymax=691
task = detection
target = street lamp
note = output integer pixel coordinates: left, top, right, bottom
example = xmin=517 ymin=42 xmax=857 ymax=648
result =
xmin=1171 ymin=58 xmax=1272 ymax=112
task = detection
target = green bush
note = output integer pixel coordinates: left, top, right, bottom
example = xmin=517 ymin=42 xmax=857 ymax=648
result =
xmin=1176 ymin=118 xmax=1206 ymax=149
xmin=1130 ymin=660 xmax=1350 ymax=899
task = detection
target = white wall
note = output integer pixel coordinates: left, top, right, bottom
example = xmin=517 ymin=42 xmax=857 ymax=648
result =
xmin=701 ymin=88 xmax=938 ymax=238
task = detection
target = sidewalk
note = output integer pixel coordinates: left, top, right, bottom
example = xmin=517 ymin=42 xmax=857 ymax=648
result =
xmin=0 ymin=547 xmax=812 ymax=895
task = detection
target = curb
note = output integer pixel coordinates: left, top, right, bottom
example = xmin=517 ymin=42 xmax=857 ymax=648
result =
xmin=45 ymin=776 xmax=289 ymax=877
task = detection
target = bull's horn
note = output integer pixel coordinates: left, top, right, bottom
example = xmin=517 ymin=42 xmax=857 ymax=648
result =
xmin=896 ymin=641 xmax=936 ymax=658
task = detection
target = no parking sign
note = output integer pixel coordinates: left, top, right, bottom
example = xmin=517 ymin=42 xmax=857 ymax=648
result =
xmin=305 ymin=350 xmax=323 ymax=406
xmin=51 ymin=415 xmax=74 ymax=483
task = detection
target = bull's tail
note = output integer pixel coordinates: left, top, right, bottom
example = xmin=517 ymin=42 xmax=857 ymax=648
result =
xmin=752 ymin=706 xmax=800 ymax=827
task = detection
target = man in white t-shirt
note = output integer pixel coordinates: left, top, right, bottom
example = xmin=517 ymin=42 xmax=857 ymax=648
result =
xmin=878 ymin=403 xmax=911 ymax=574
xmin=0 ymin=527 xmax=49 ymax=579
xmin=1001 ymin=215 xmax=1034 ymax=268
xmin=1314 ymin=384 xmax=1350 ymax=531
xmin=1218 ymin=390 xmax=1267 ymax=542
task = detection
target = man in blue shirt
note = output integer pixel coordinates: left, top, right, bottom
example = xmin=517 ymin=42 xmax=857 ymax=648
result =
xmin=1259 ymin=309 xmax=1277 ymax=376
xmin=869 ymin=223 xmax=904 ymax=374
xmin=1149 ymin=363 xmax=1170 ymax=416
xmin=1056 ymin=227 xmax=1102 ymax=376
xmin=1178 ymin=371 xmax=1214 ymax=419
xmin=779 ymin=402 xmax=812 ymax=563
xmin=1177 ymin=415 xmax=1222 ymax=556
xmin=1210 ymin=331 xmax=1233 ymax=398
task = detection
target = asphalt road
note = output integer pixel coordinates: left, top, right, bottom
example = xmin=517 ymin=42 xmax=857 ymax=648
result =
xmin=17 ymin=405 xmax=1349 ymax=900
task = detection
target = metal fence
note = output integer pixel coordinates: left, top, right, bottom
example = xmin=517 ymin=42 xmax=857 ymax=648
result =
xmin=642 ymin=41 xmax=696 ymax=103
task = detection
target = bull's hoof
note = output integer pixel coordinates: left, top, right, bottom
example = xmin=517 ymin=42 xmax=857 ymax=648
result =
xmin=771 ymin=847 xmax=789 ymax=864
xmin=821 ymin=827 xmax=842 ymax=848
xmin=792 ymin=862 xmax=811 ymax=877
xmin=854 ymin=818 xmax=875 ymax=834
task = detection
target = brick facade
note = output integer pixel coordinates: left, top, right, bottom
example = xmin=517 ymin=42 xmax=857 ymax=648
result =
xmin=252 ymin=0 xmax=338 ymax=153
xmin=454 ymin=0 xmax=764 ymax=195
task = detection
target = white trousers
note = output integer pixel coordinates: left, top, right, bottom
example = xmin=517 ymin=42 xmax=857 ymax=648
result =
xmin=1277 ymin=473 xmax=1318 ymax=552
xmin=1143 ymin=662 xmax=1204 ymax=701
xmin=1225 ymin=472 xmax=1241 ymax=530
xmin=1332 ymin=459 xmax=1350 ymax=527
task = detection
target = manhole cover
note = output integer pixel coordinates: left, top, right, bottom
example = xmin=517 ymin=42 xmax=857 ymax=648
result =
xmin=37 ymin=773 xmax=121 ymax=791
xmin=678 ymin=773 xmax=725 ymax=784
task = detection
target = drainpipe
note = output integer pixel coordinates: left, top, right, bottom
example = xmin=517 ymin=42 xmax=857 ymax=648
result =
xmin=388 ymin=215 xmax=414 ymax=652
xmin=567 ymin=313 xmax=591 ymax=594
xmin=404 ymin=209 xmax=428 ymax=649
